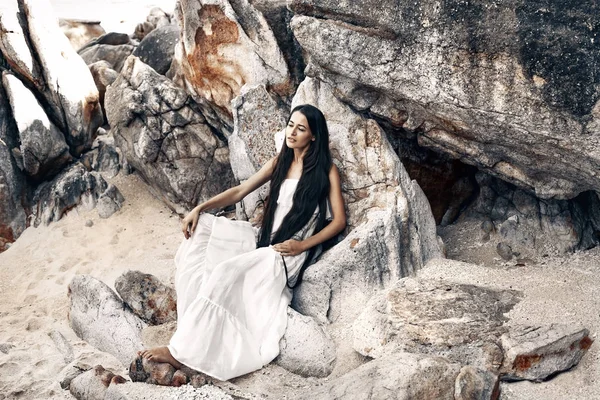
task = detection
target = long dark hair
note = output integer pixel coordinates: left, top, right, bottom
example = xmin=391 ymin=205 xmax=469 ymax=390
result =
xmin=257 ymin=104 xmax=332 ymax=287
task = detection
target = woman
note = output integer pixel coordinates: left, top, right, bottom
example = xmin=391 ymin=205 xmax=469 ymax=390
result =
xmin=140 ymin=104 xmax=346 ymax=380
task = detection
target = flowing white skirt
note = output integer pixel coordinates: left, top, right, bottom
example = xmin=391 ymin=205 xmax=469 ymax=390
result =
xmin=167 ymin=213 xmax=308 ymax=381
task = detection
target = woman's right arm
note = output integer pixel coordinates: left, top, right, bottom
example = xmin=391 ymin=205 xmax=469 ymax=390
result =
xmin=182 ymin=157 xmax=277 ymax=238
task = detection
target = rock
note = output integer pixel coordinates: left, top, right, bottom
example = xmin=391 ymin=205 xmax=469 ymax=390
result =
xmin=115 ymin=271 xmax=177 ymax=325
xmin=352 ymin=277 xmax=520 ymax=371
xmin=57 ymin=364 xmax=85 ymax=390
xmin=49 ymin=330 xmax=74 ymax=364
xmin=275 ymin=308 xmax=336 ymax=378
xmin=500 ymin=324 xmax=593 ymax=382
xmin=0 ymin=72 xmax=27 ymax=252
xmin=68 ymin=275 xmax=147 ymax=366
xmin=85 ymin=220 xmax=94 ymax=227
xmin=290 ymin=78 xmax=442 ymax=324
xmin=79 ymin=43 xmax=135 ymax=72
xmin=455 ymin=365 xmax=500 ymax=400
xmin=481 ymin=220 xmax=495 ymax=234
xmin=31 ymin=163 xmax=108 ymax=227
xmin=132 ymin=24 xmax=180 ymax=75
xmin=97 ymin=184 xmax=125 ymax=219
xmin=229 ymin=84 xmax=288 ymax=221
xmin=59 ymin=18 xmax=105 ymax=50
xmin=88 ymin=61 xmax=119 ymax=123
xmin=169 ymin=0 xmax=291 ymax=133
xmin=467 ymin=172 xmax=600 ymax=255
xmin=249 ymin=0 xmax=306 ymax=88
xmin=78 ymin=32 xmax=132 ymax=51
xmin=69 ymin=365 xmax=127 ymax=400
xmin=289 ymin=1 xmax=600 ymax=200
xmin=2 ymin=72 xmax=72 ymax=180
xmin=496 ymin=242 xmax=513 ymax=261
xmin=133 ymin=7 xmax=173 ymax=41
xmin=297 ymin=351 xmax=498 ymax=400
xmin=84 ymin=135 xmax=121 ymax=178
xmin=0 ymin=343 xmax=14 ymax=354
xmin=106 ymin=56 xmax=235 ymax=214
xmin=0 ymin=0 xmax=103 ymax=155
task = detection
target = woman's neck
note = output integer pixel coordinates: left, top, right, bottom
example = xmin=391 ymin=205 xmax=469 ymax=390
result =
xmin=293 ymin=147 xmax=309 ymax=163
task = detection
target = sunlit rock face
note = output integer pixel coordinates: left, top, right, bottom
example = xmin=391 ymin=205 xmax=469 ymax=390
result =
xmin=289 ymin=0 xmax=600 ymax=201
xmin=169 ymin=0 xmax=291 ymax=134
xmin=0 ymin=0 xmax=103 ymax=156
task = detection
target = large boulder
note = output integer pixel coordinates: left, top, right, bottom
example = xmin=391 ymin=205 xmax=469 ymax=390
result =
xmin=289 ymin=1 xmax=600 ymax=201
xmin=0 ymin=0 xmax=103 ymax=155
xmin=296 ymin=351 xmax=499 ymax=400
xmin=106 ymin=55 xmax=235 ymax=213
xmin=290 ymin=78 xmax=442 ymax=323
xmin=352 ymin=277 xmax=521 ymax=370
xmin=169 ymin=0 xmax=291 ymax=134
xmin=0 ymin=74 xmax=27 ymax=251
xmin=275 ymin=308 xmax=336 ymax=378
xmin=2 ymin=72 xmax=71 ymax=180
xmin=132 ymin=24 xmax=180 ymax=75
xmin=68 ymin=275 xmax=147 ymax=366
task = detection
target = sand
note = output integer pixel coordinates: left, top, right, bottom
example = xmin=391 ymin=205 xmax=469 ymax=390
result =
xmin=0 ymin=173 xmax=598 ymax=399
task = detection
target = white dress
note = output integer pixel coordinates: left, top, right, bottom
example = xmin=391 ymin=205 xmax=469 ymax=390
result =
xmin=168 ymin=179 xmax=317 ymax=380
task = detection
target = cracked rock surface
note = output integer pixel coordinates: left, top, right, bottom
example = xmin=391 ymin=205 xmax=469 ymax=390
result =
xmin=106 ymin=55 xmax=235 ymax=214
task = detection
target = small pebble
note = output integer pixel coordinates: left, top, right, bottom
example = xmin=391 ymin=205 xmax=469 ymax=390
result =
xmin=496 ymin=242 xmax=513 ymax=261
xmin=85 ymin=220 xmax=94 ymax=227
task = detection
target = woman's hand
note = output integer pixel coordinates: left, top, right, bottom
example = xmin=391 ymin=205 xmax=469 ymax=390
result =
xmin=181 ymin=208 xmax=201 ymax=239
xmin=273 ymin=240 xmax=306 ymax=257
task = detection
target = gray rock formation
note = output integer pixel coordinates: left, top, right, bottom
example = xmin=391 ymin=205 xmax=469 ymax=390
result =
xmin=296 ymin=351 xmax=499 ymax=400
xmin=169 ymin=0 xmax=291 ymax=134
xmin=81 ymin=135 xmax=122 ymax=179
xmin=352 ymin=277 xmax=520 ymax=371
xmin=68 ymin=275 xmax=147 ymax=367
xmin=70 ymin=365 xmax=127 ymax=400
xmin=0 ymin=0 xmax=103 ymax=155
xmin=132 ymin=24 xmax=180 ymax=75
xmin=106 ymin=55 xmax=235 ymax=214
xmin=79 ymin=43 xmax=135 ymax=73
xmin=88 ymin=60 xmax=119 ymax=123
xmin=2 ymin=72 xmax=71 ymax=179
xmin=0 ymin=75 xmax=27 ymax=251
xmin=97 ymin=184 xmax=125 ymax=219
xmin=115 ymin=271 xmax=177 ymax=325
xmin=290 ymin=78 xmax=442 ymax=323
xmin=500 ymin=324 xmax=593 ymax=382
xmin=468 ymin=172 xmax=600 ymax=255
xmin=31 ymin=163 xmax=123 ymax=226
xmin=49 ymin=330 xmax=75 ymax=364
xmin=133 ymin=7 xmax=174 ymax=41
xmin=288 ymin=1 xmax=600 ymax=201
xmin=275 ymin=308 xmax=336 ymax=378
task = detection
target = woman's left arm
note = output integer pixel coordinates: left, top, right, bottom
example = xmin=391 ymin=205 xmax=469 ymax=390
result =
xmin=274 ymin=165 xmax=346 ymax=256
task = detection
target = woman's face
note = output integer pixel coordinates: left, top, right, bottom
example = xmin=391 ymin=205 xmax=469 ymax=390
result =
xmin=286 ymin=111 xmax=314 ymax=150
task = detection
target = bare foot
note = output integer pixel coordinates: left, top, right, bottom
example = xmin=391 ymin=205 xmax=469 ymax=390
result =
xmin=138 ymin=347 xmax=182 ymax=369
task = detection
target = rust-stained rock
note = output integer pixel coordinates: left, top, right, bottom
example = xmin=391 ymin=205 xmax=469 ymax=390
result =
xmin=169 ymin=0 xmax=290 ymax=133
xmin=115 ymin=270 xmax=177 ymax=325
xmin=501 ymin=324 xmax=593 ymax=382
